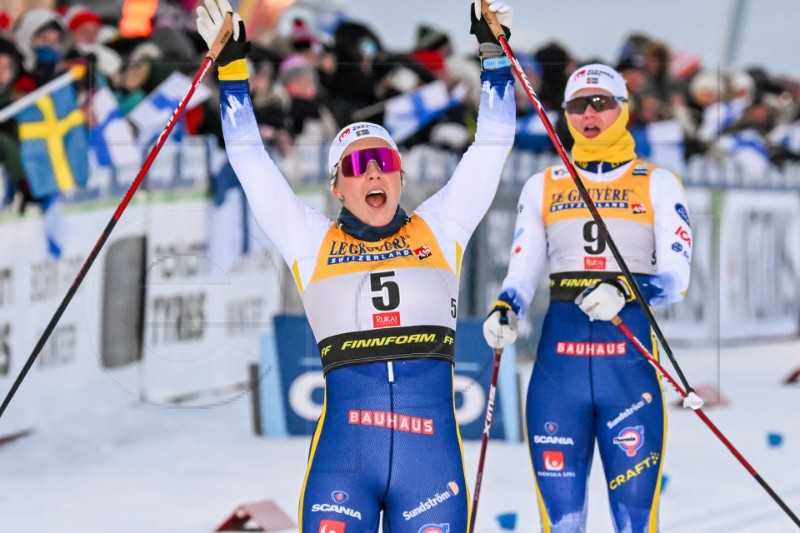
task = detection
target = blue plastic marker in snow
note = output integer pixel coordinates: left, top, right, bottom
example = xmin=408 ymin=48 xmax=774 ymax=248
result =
xmin=496 ymin=512 xmax=518 ymax=530
xmin=767 ymin=432 xmax=784 ymax=448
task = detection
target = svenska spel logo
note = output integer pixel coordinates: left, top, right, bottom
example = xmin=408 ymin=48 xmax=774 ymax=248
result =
xmin=543 ymin=450 xmax=565 ymax=471
xmin=319 ymin=519 xmax=346 ymax=533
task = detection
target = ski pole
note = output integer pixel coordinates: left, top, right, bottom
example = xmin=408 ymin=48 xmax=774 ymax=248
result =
xmin=480 ymin=8 xmax=695 ymax=396
xmin=469 ymin=348 xmax=502 ymax=533
xmin=612 ymin=316 xmax=800 ymax=528
xmin=0 ymin=14 xmax=235 ymax=421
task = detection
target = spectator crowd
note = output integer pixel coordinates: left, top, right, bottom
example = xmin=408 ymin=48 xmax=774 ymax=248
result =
xmin=2 ymin=0 xmax=800 ymax=216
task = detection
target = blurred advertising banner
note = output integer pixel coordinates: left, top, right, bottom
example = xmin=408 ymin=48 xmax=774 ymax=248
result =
xmin=256 ymin=314 xmax=521 ymax=441
xmin=717 ymin=190 xmax=800 ymax=338
xmin=656 ymin=188 xmax=800 ymax=342
xmin=0 ymin=195 xmax=283 ymax=439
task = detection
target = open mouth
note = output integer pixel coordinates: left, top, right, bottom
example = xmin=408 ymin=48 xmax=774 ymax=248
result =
xmin=366 ymin=189 xmax=387 ymax=208
xmin=583 ymin=125 xmax=601 ymax=138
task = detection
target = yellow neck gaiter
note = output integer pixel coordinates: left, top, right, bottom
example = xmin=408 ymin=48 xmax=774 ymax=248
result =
xmin=568 ymin=105 xmax=637 ymax=164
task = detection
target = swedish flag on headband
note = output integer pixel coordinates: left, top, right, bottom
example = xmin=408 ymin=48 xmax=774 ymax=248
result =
xmin=16 ymin=81 xmax=88 ymax=198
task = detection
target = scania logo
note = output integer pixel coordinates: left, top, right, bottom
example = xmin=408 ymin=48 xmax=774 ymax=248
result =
xmin=533 ymin=435 xmax=575 ymax=445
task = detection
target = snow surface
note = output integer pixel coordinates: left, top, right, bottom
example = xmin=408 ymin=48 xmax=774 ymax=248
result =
xmin=2 ymin=340 xmax=799 ymax=533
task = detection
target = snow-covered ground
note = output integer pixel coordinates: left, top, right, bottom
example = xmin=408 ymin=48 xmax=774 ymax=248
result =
xmin=1 ymin=340 xmax=799 ymax=533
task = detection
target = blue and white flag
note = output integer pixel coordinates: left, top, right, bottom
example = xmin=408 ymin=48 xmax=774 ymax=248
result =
xmin=42 ymin=194 xmax=67 ymax=259
xmin=206 ymin=137 xmax=248 ymax=276
xmin=127 ymin=72 xmax=212 ymax=146
xmin=719 ymin=129 xmax=770 ymax=177
xmin=630 ymin=119 xmax=686 ymax=173
xmin=16 ymin=81 xmax=88 ymax=198
xmin=384 ymin=81 xmax=465 ymax=143
xmin=90 ymin=87 xmax=142 ymax=169
xmin=770 ymin=121 xmax=800 ymax=155
xmin=697 ymin=97 xmax=749 ymax=143
xmin=515 ymin=110 xmax=558 ymax=153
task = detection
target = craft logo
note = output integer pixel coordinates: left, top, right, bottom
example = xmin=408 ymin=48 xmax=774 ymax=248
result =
xmin=414 ymin=245 xmax=432 ymax=259
xmin=609 ymin=452 xmax=660 ymax=490
xmin=632 ymin=203 xmax=646 ymax=214
xmin=584 ymin=256 xmax=606 ymax=270
xmin=614 ymin=426 xmax=645 ymax=457
xmin=319 ymin=519 xmax=346 ymax=533
xmin=372 ymin=312 xmax=400 ymax=329
xmin=574 ymin=69 xmax=586 ymax=78
xmin=337 ymin=128 xmax=350 ymax=141
xmin=348 ymin=409 xmax=434 ymax=435
xmin=543 ymin=450 xmax=564 ymax=471
xmin=331 ymin=491 xmax=349 ymax=504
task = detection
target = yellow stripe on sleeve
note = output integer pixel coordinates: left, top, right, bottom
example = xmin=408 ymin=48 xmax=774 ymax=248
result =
xmin=218 ymin=58 xmax=249 ymax=81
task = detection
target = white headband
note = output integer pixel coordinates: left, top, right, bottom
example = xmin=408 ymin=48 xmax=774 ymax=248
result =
xmin=564 ymin=63 xmax=628 ymax=102
xmin=328 ymin=122 xmax=398 ymax=176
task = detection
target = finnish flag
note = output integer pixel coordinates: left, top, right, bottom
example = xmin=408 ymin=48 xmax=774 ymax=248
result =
xmin=90 ymin=87 xmax=142 ymax=169
xmin=384 ymin=81 xmax=465 ymax=144
xmin=630 ymin=119 xmax=686 ymax=174
xmin=127 ymin=72 xmax=212 ymax=146
xmin=515 ymin=109 xmax=559 ymax=153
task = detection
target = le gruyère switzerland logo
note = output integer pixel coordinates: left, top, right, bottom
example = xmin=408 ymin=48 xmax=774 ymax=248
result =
xmin=327 ymin=236 xmax=412 ymax=264
xmin=549 ymin=187 xmax=634 ymax=212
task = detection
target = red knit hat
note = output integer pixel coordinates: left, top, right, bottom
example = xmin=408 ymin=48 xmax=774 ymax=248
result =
xmin=62 ymin=5 xmax=102 ymax=32
xmin=291 ymin=18 xmax=316 ymax=50
xmin=0 ymin=10 xmax=11 ymax=31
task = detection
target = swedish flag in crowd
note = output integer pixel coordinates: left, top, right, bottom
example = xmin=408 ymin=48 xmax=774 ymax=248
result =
xmin=16 ymin=81 xmax=88 ymax=198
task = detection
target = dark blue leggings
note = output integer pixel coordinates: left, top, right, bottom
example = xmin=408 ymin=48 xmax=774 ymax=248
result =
xmin=299 ymin=359 xmax=469 ymax=533
xmin=526 ymin=302 xmax=666 ymax=532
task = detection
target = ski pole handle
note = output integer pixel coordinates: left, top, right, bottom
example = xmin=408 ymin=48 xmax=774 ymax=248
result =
xmin=206 ymin=11 xmax=234 ymax=61
xmin=479 ymin=0 xmax=508 ymax=42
